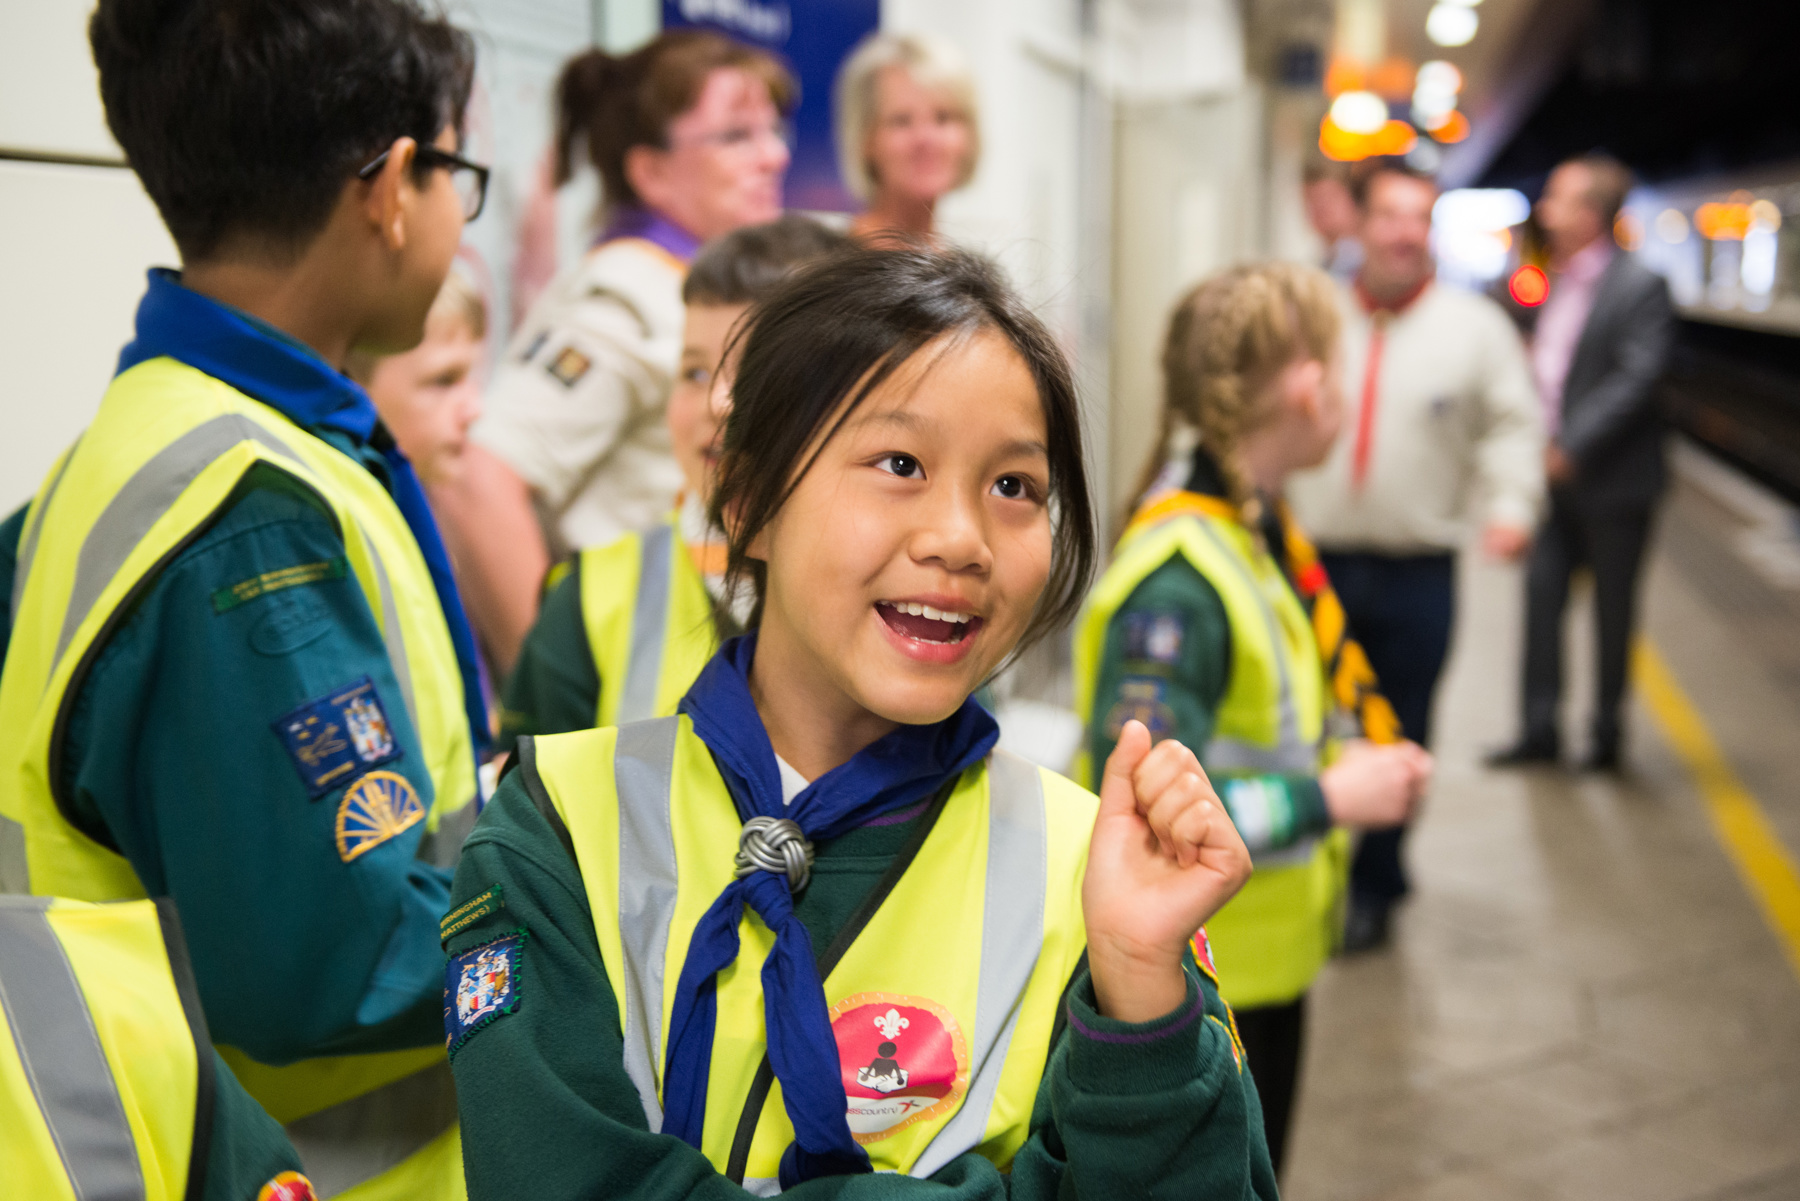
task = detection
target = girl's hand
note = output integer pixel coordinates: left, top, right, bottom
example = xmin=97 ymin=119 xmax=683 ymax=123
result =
xmin=1081 ymin=720 xmax=1252 ymax=1023
xmin=1320 ymin=738 xmax=1434 ymax=829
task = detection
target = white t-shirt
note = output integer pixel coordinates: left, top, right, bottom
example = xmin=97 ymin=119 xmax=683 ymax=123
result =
xmin=775 ymin=755 xmax=809 ymax=806
xmin=472 ymin=238 xmax=687 ymax=558
xmin=1287 ymin=281 xmax=1545 ymax=553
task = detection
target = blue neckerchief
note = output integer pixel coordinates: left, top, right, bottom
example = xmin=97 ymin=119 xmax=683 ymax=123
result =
xmin=596 ymin=206 xmax=702 ymax=261
xmin=665 ymin=633 xmax=997 ymax=1186
xmin=117 ymin=268 xmax=491 ymax=761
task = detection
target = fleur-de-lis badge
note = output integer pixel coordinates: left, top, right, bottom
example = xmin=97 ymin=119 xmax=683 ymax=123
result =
xmin=874 ymin=1007 xmax=910 ymax=1040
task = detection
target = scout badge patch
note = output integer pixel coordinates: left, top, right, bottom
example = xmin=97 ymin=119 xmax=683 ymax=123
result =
xmin=831 ymin=993 xmax=970 ymax=1144
xmin=273 ymin=676 xmax=402 ymax=797
xmin=445 ymin=932 xmax=525 ymax=1053
xmin=335 ymin=771 xmax=425 ymax=862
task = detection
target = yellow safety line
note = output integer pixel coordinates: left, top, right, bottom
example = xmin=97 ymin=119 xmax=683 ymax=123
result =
xmin=1635 ymin=638 xmax=1800 ymax=982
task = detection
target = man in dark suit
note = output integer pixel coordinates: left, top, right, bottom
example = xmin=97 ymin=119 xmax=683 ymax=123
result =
xmin=1491 ymin=154 xmax=1674 ymax=771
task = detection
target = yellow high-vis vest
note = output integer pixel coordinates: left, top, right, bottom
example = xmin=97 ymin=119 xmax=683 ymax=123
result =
xmin=1073 ymin=493 xmax=1348 ymax=1010
xmin=1 ymin=896 xmax=235 ymax=1201
xmin=0 ymin=358 xmax=472 ymax=1199
xmin=577 ymin=515 xmax=722 ymax=727
xmin=519 ymin=718 xmax=1095 ymax=1189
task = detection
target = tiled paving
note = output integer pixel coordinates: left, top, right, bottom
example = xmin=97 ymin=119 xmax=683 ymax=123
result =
xmin=1281 ymin=463 xmax=1800 ymax=1201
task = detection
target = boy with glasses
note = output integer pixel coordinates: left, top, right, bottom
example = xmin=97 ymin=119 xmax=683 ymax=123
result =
xmin=0 ymin=1 xmax=490 ymax=1194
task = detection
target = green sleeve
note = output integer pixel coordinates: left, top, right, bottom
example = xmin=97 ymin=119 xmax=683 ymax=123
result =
xmin=200 ymin=1050 xmax=308 ymax=1201
xmin=0 ymin=501 xmax=26 ymax=661
xmin=61 ymin=465 xmax=450 ymax=1063
xmin=498 ymin=563 xmax=600 ymax=750
xmin=447 ymin=765 xmax=1275 ymax=1199
xmin=1087 ymin=554 xmax=1330 ymax=852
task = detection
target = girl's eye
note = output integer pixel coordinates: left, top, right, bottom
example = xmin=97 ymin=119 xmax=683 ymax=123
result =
xmin=876 ymin=453 xmax=923 ymax=479
xmin=681 ymin=367 xmax=710 ymax=386
xmin=992 ymin=474 xmax=1033 ymax=500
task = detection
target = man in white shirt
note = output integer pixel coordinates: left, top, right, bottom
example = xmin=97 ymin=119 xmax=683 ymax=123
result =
xmin=1489 ymin=155 xmax=1672 ymax=772
xmin=1288 ymin=162 xmax=1544 ymax=951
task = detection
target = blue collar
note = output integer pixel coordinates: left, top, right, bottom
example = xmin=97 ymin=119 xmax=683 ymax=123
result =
xmin=116 ymin=268 xmax=491 ymax=758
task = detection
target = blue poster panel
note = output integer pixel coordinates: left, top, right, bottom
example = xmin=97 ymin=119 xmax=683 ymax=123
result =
xmin=662 ymin=0 xmax=881 ymax=212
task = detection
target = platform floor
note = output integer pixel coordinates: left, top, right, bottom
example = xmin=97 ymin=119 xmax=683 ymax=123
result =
xmin=1282 ymin=452 xmax=1800 ymax=1201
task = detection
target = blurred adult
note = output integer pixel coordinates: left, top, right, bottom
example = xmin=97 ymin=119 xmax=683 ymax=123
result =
xmin=439 ymin=32 xmax=793 ymax=676
xmin=1490 ymin=155 xmax=1673 ymax=772
xmin=835 ymin=32 xmax=980 ymax=245
xmin=1287 ymin=162 xmax=1543 ymax=951
xmin=1302 ymin=159 xmax=1363 ymax=283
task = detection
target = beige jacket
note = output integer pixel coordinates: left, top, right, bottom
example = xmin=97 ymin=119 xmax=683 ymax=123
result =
xmin=1288 ymin=281 xmax=1544 ymax=554
xmin=472 ymin=238 xmax=687 ymax=559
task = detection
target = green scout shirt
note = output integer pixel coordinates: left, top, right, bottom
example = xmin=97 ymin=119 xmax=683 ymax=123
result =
xmin=1088 ymin=556 xmax=1331 ymax=855
xmin=202 ymin=1049 xmax=310 ymax=1201
xmin=6 ymin=433 xmax=449 ymax=1063
xmin=442 ymin=769 xmax=1280 ymax=1199
xmin=498 ymin=564 xmax=595 ymax=747
xmin=0 ymin=502 xmax=25 ymax=660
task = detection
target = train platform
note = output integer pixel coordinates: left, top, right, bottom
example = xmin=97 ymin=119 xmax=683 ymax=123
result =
xmin=1283 ymin=444 xmax=1800 ymax=1201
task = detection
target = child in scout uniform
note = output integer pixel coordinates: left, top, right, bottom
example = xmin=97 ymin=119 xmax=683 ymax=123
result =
xmin=1 ymin=1 xmax=489 ymax=1194
xmin=443 ymin=247 xmax=1279 ymax=1198
xmin=1074 ymin=262 xmax=1434 ymax=1176
xmin=501 ymin=215 xmax=849 ymax=743
xmin=0 ymin=896 xmax=318 ymax=1201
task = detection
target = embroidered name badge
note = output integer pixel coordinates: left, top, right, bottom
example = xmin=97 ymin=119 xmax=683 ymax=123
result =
xmin=1103 ymin=677 xmax=1176 ymax=740
xmin=1123 ymin=611 xmax=1185 ymax=666
xmin=213 ymin=557 xmax=348 ymax=613
xmin=256 ymin=1172 xmax=316 ymax=1201
xmin=273 ymin=676 xmax=403 ymax=798
xmin=446 ymin=931 xmax=525 ymax=1054
xmin=546 ymin=345 xmax=592 ymax=387
xmin=440 ymin=884 xmax=506 ymax=943
xmin=335 ymin=771 xmax=425 ymax=862
xmin=831 ymin=993 xmax=970 ymax=1144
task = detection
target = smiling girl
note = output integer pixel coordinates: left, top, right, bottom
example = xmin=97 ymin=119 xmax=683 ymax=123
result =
xmin=443 ymin=248 xmax=1276 ymax=1198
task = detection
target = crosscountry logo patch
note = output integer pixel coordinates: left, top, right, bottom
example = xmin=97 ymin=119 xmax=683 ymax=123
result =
xmin=830 ymin=992 xmax=970 ymax=1144
xmin=335 ymin=771 xmax=425 ymax=862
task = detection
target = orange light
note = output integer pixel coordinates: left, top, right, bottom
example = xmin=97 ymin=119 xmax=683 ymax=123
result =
xmin=1509 ymin=265 xmax=1549 ymax=307
xmin=1370 ymin=57 xmax=1417 ymax=100
xmin=1319 ymin=117 xmax=1419 ymax=162
xmin=1425 ymin=109 xmax=1470 ymax=143
xmin=1324 ymin=58 xmax=1367 ymax=97
xmin=1614 ymin=211 xmax=1644 ymax=251
xmin=1695 ymin=202 xmax=1752 ymax=241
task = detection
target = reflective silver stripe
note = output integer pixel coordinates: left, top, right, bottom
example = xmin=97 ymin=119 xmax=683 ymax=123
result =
xmin=613 ymin=716 xmax=682 ymax=1131
xmin=12 ymin=435 xmax=81 ymax=618
xmin=911 ymin=750 xmax=1047 ymax=1179
xmin=619 ymin=524 xmax=674 ymax=724
xmin=359 ymin=531 xmax=420 ymax=737
xmin=0 ymin=896 xmax=147 ymax=1201
xmin=1193 ymin=521 xmax=1315 ymax=773
xmin=0 ymin=814 xmax=25 ymax=894
xmin=283 ymin=1058 xmax=457 ymax=1200
xmin=52 ymin=415 xmax=305 ymax=676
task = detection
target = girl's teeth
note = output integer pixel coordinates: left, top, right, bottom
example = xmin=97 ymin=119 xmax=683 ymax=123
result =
xmin=885 ymin=601 xmax=972 ymax=623
xmin=922 ymin=604 xmax=943 ymax=621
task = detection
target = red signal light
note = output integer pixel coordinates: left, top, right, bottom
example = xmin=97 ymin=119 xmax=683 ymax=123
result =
xmin=1509 ymin=265 xmax=1549 ymax=307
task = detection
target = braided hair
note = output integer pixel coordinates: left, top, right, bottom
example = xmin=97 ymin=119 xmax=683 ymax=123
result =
xmin=1134 ymin=261 xmax=1342 ymax=511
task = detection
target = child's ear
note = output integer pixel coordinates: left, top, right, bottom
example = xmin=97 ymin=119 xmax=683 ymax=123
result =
xmin=1287 ymin=358 xmax=1326 ymax=418
xmin=364 ymin=137 xmax=417 ymax=252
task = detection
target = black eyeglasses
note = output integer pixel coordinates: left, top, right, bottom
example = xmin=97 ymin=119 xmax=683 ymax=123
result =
xmin=357 ymin=144 xmax=490 ymax=221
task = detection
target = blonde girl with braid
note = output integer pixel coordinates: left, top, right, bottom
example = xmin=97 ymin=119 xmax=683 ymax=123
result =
xmin=1073 ymin=261 xmax=1432 ymax=1178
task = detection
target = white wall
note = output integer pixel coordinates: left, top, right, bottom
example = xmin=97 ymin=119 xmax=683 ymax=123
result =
xmin=0 ymin=4 xmax=169 ymax=510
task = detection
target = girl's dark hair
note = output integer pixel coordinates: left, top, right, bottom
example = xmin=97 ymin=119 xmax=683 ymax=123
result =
xmin=90 ymin=0 xmax=474 ymax=262
xmin=711 ymin=247 xmax=1095 ymax=657
xmin=554 ymin=31 xmax=796 ymax=208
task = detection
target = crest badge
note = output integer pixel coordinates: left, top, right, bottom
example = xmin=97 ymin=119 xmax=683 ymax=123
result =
xmin=335 ymin=770 xmax=425 ymax=862
xmin=445 ymin=932 xmax=525 ymax=1053
xmin=830 ymin=992 xmax=970 ymax=1144
xmin=255 ymin=1172 xmax=316 ymax=1201
xmin=273 ymin=676 xmax=402 ymax=798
